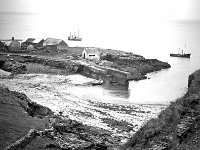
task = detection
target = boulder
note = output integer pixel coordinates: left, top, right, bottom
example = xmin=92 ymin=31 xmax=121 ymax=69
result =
xmin=27 ymin=101 xmax=53 ymax=117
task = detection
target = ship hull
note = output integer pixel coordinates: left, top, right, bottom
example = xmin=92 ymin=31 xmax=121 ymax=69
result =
xmin=68 ymin=38 xmax=82 ymax=41
xmin=170 ymin=53 xmax=191 ymax=58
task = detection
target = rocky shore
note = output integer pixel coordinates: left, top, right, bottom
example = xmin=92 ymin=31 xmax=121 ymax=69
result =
xmin=0 ymin=48 xmax=171 ymax=149
xmin=0 ymin=86 xmax=114 ymax=149
xmin=0 ymin=73 xmax=165 ymax=149
xmin=0 ymin=80 xmax=165 ymax=150
xmin=123 ymin=69 xmax=200 ymax=150
xmin=0 ymin=47 xmax=170 ymax=85
xmin=0 ymin=49 xmax=169 ymax=149
xmin=4 ymin=67 xmax=199 ymax=150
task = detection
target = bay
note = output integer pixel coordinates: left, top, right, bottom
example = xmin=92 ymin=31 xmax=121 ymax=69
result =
xmin=0 ymin=12 xmax=200 ymax=105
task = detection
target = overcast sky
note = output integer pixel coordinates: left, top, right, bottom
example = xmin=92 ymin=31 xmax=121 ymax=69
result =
xmin=0 ymin=0 xmax=200 ymax=22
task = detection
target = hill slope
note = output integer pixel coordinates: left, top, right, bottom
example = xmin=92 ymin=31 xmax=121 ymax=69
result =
xmin=0 ymin=86 xmax=51 ymax=149
xmin=123 ymin=69 xmax=200 ymax=150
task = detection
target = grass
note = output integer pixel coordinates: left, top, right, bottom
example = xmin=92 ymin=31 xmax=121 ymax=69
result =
xmin=25 ymin=63 xmax=72 ymax=75
xmin=0 ymin=87 xmax=50 ymax=149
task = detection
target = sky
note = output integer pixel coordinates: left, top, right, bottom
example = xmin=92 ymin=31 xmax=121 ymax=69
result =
xmin=0 ymin=0 xmax=200 ymax=22
xmin=0 ymin=0 xmax=200 ymax=56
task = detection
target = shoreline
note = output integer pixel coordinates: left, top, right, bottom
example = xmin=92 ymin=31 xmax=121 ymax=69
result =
xmin=123 ymin=69 xmax=200 ymax=149
xmin=0 ymin=48 xmax=170 ymax=149
xmin=0 ymin=46 xmax=171 ymax=85
xmin=0 ymin=72 xmax=165 ymax=130
xmin=0 ymin=58 xmax=167 ymax=149
xmin=0 ymin=74 xmax=165 ymax=149
xmin=1 ymin=66 xmax=200 ymax=149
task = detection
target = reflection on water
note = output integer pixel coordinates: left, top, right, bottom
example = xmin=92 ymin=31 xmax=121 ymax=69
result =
xmin=103 ymin=83 xmax=130 ymax=99
xmin=67 ymin=83 xmax=130 ymax=104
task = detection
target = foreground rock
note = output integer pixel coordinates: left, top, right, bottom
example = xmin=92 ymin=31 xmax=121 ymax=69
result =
xmin=123 ymin=69 xmax=200 ymax=150
xmin=42 ymin=117 xmax=119 ymax=149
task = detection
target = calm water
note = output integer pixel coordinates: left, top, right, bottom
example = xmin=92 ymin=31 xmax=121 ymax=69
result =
xmin=0 ymin=12 xmax=200 ymax=105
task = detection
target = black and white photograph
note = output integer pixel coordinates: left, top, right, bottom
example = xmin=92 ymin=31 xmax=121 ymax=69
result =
xmin=0 ymin=0 xmax=200 ymax=149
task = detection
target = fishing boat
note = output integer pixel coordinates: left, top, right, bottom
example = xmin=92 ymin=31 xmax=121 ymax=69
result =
xmin=170 ymin=45 xmax=191 ymax=58
xmin=68 ymin=30 xmax=82 ymax=41
xmin=170 ymin=52 xmax=191 ymax=58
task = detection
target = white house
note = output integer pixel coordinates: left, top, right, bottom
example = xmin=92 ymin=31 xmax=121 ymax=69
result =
xmin=82 ymin=48 xmax=100 ymax=60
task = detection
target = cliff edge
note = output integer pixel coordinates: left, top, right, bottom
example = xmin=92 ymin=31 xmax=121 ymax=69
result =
xmin=123 ymin=69 xmax=200 ymax=150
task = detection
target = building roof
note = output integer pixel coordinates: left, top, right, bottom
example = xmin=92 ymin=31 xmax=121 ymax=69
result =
xmin=4 ymin=41 xmax=12 ymax=46
xmin=25 ymin=38 xmax=35 ymax=43
xmin=84 ymin=48 xmax=100 ymax=54
xmin=4 ymin=41 xmax=20 ymax=46
xmin=33 ymin=38 xmax=44 ymax=43
xmin=25 ymin=38 xmax=44 ymax=44
xmin=0 ymin=41 xmax=4 ymax=47
xmin=44 ymin=38 xmax=64 ymax=46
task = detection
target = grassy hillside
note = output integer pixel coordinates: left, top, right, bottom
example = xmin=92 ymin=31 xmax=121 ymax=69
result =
xmin=0 ymin=86 xmax=51 ymax=149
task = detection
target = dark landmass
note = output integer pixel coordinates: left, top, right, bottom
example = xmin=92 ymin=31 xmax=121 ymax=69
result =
xmin=0 ymin=46 xmax=171 ymax=85
xmin=123 ymin=69 xmax=200 ymax=150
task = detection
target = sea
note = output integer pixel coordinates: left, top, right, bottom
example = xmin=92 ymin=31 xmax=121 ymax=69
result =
xmin=1 ymin=12 xmax=200 ymax=105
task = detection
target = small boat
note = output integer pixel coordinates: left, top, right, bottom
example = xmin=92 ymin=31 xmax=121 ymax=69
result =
xmin=92 ymin=79 xmax=103 ymax=86
xmin=68 ymin=30 xmax=82 ymax=41
xmin=170 ymin=45 xmax=191 ymax=58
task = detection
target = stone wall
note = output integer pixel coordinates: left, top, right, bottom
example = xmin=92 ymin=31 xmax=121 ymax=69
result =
xmin=5 ymin=129 xmax=37 ymax=150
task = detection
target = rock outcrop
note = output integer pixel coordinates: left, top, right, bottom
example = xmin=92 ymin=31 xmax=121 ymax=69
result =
xmin=100 ymin=52 xmax=171 ymax=81
xmin=0 ymin=60 xmax=27 ymax=74
xmin=11 ymin=91 xmax=53 ymax=117
xmin=0 ymin=53 xmax=171 ymax=86
xmin=187 ymin=69 xmax=200 ymax=95
xmin=123 ymin=69 xmax=200 ymax=150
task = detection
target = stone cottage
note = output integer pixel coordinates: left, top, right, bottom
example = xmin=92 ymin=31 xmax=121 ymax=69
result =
xmin=43 ymin=38 xmax=68 ymax=51
xmin=21 ymin=38 xmax=44 ymax=50
xmin=4 ymin=37 xmax=21 ymax=51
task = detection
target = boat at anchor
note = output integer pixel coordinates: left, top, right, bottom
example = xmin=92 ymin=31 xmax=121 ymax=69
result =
xmin=68 ymin=30 xmax=82 ymax=41
xmin=170 ymin=45 xmax=191 ymax=58
xmin=170 ymin=52 xmax=191 ymax=58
